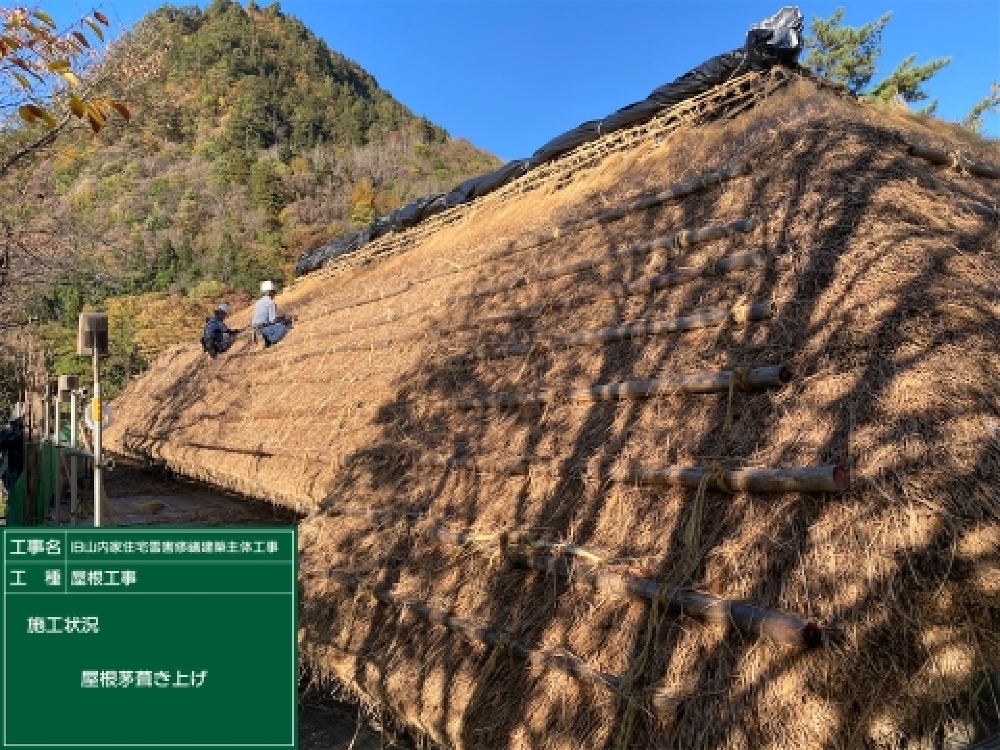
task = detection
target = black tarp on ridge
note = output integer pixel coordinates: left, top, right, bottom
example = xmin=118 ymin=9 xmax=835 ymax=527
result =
xmin=295 ymin=6 xmax=803 ymax=276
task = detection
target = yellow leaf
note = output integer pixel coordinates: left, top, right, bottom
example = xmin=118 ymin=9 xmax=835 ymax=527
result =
xmin=13 ymin=71 xmax=30 ymax=89
xmin=109 ymin=100 xmax=130 ymax=123
xmin=17 ymin=104 xmax=55 ymax=129
xmin=60 ymin=70 xmax=80 ymax=87
xmin=46 ymin=59 xmax=71 ymax=72
xmin=86 ymin=102 xmax=106 ymax=127
xmin=31 ymin=9 xmax=57 ymax=28
xmin=84 ymin=19 xmax=104 ymax=42
xmin=68 ymin=94 xmax=86 ymax=118
xmin=86 ymin=112 xmax=101 ymax=133
xmin=90 ymin=97 xmax=109 ymax=117
xmin=38 ymin=107 xmax=56 ymax=129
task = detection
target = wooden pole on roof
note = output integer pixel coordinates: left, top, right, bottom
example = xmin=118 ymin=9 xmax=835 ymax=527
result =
xmin=323 ymin=568 xmax=680 ymax=722
xmin=626 ymin=464 xmax=849 ymax=493
xmin=907 ymin=143 xmax=1000 ymax=179
xmin=503 ymin=546 xmax=824 ymax=650
xmin=454 ymin=364 xmax=791 ymax=409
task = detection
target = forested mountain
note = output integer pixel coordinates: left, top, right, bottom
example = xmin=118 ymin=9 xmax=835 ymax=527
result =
xmin=1 ymin=0 xmax=498 ymax=397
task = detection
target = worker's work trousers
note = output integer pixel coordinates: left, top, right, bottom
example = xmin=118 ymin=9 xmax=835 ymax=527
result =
xmin=259 ymin=322 xmax=290 ymax=346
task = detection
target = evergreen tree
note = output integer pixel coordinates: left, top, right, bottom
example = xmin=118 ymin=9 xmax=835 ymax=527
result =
xmin=805 ymin=8 xmax=891 ymax=96
xmin=866 ymin=54 xmax=951 ymax=112
xmin=249 ymin=158 xmax=285 ymax=217
xmin=215 ymin=232 xmax=238 ymax=282
xmin=153 ymin=238 xmax=179 ymax=290
xmin=177 ymin=235 xmax=195 ymax=273
xmin=125 ymin=235 xmax=152 ymax=293
xmin=805 ymin=8 xmax=950 ymax=109
xmin=962 ymin=83 xmax=1000 ymax=134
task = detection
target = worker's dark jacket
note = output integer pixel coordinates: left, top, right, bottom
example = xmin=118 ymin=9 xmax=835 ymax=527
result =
xmin=201 ymin=317 xmax=235 ymax=355
xmin=0 ymin=418 xmax=24 ymax=492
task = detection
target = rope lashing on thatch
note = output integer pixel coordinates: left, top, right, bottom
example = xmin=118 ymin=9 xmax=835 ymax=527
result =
xmin=453 ymin=364 xmax=790 ymax=409
xmin=724 ymin=367 xmax=751 ymax=429
xmin=613 ymin=581 xmax=673 ymax=750
xmin=684 ymin=461 xmax=731 ymax=560
xmin=907 ymin=143 xmax=1000 ymax=180
xmin=423 ymin=525 xmax=604 ymax=565
xmin=273 ymin=248 xmax=768 ymax=362
xmin=463 ymin=631 xmax=511 ymax=717
xmin=321 ymin=568 xmax=682 ymax=724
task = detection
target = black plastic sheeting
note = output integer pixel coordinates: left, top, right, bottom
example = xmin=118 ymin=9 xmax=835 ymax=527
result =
xmin=296 ymin=6 xmax=803 ymax=276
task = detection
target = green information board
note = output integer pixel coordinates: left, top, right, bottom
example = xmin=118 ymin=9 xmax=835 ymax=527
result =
xmin=0 ymin=528 xmax=297 ymax=749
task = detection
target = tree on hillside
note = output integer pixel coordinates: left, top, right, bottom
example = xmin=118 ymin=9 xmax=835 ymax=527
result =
xmin=0 ymin=4 xmax=166 ymax=331
xmin=804 ymin=8 xmax=950 ymax=113
xmin=0 ymin=7 xmax=125 ymax=178
xmin=962 ymin=83 xmax=1000 ymax=134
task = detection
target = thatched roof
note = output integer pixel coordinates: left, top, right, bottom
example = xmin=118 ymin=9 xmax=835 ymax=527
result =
xmin=106 ymin=70 xmax=1000 ymax=749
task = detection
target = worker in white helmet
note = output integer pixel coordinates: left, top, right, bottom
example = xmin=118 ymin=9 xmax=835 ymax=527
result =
xmin=201 ymin=303 xmax=238 ymax=358
xmin=251 ymin=279 xmax=292 ymax=349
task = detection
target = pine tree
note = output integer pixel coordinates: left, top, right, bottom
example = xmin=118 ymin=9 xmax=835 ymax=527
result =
xmin=962 ymin=83 xmax=1000 ymax=134
xmin=805 ymin=8 xmax=950 ymax=108
xmin=867 ymin=54 xmax=951 ymax=112
xmin=215 ymin=233 xmax=238 ymax=282
xmin=153 ymin=238 xmax=179 ymax=291
xmin=804 ymin=8 xmax=891 ymax=96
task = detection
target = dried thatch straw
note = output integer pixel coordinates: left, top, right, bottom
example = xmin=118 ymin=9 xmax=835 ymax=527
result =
xmin=108 ymin=71 xmax=1000 ymax=750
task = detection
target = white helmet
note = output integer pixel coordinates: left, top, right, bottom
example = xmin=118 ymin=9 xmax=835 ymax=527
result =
xmin=260 ymin=280 xmax=276 ymax=293
xmin=216 ymin=303 xmax=230 ymax=315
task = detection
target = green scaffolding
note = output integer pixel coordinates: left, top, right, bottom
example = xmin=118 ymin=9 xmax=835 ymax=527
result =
xmin=4 ymin=442 xmax=60 ymax=526
xmin=37 ymin=441 xmax=57 ymax=524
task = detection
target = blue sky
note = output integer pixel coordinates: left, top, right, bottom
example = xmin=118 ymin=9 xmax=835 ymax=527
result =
xmin=49 ymin=1 xmax=999 ymax=160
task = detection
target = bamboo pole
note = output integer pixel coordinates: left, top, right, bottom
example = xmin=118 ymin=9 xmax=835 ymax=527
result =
xmin=626 ymin=464 xmax=848 ymax=493
xmin=502 ymin=547 xmax=823 ymax=649
xmin=454 ymin=364 xmax=791 ymax=409
xmin=907 ymin=144 xmax=1000 ymax=179
xmin=482 ymin=301 xmax=774 ymax=358
xmin=319 ymin=526 xmax=820 ymax=649
xmin=324 ymin=568 xmax=680 ymax=721
xmin=957 ymin=200 xmax=998 ymax=220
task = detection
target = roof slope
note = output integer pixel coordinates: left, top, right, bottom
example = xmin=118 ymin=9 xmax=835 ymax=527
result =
xmin=107 ymin=72 xmax=1000 ymax=750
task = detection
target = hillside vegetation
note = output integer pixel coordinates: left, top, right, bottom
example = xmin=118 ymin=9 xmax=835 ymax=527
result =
xmin=6 ymin=0 xmax=499 ymax=394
